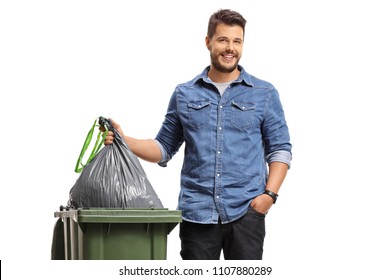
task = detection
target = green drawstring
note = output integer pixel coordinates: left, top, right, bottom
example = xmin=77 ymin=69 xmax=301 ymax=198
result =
xmin=74 ymin=117 xmax=109 ymax=173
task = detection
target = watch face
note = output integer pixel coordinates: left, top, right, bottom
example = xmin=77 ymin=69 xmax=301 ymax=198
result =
xmin=264 ymin=190 xmax=277 ymax=203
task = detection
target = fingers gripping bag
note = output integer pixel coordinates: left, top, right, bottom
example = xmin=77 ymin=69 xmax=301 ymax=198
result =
xmin=68 ymin=117 xmax=163 ymax=209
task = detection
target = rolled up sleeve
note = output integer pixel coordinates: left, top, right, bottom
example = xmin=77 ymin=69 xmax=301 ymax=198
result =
xmin=266 ymin=150 xmax=292 ymax=169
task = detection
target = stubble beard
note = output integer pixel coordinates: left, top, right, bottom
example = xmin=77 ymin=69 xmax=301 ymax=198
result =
xmin=210 ymin=53 xmax=240 ymax=73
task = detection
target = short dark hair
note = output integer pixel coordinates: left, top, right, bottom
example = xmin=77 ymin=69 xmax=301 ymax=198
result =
xmin=207 ymin=9 xmax=247 ymax=39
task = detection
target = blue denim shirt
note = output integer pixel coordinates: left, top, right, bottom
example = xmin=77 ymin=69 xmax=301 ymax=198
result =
xmin=155 ymin=66 xmax=292 ymax=224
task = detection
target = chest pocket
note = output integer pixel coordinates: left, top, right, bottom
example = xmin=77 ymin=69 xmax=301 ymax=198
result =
xmin=188 ymin=100 xmax=211 ymax=128
xmin=231 ymin=100 xmax=256 ymax=130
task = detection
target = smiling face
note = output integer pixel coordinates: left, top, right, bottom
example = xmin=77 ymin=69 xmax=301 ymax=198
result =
xmin=206 ymin=23 xmax=244 ymax=76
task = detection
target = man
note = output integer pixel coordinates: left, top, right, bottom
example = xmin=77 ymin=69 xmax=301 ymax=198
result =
xmin=104 ymin=9 xmax=292 ymax=260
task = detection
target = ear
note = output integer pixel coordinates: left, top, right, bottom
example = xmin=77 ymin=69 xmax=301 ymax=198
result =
xmin=205 ymin=36 xmax=211 ymax=50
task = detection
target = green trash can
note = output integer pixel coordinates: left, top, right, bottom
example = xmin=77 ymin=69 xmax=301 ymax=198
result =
xmin=52 ymin=208 xmax=182 ymax=260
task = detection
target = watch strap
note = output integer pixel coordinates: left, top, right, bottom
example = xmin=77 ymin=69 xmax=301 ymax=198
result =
xmin=264 ymin=190 xmax=278 ymax=204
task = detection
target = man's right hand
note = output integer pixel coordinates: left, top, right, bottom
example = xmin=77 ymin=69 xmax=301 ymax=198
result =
xmin=100 ymin=118 xmax=125 ymax=145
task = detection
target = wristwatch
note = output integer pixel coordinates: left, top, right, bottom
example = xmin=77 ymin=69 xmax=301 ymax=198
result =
xmin=263 ymin=190 xmax=278 ymax=204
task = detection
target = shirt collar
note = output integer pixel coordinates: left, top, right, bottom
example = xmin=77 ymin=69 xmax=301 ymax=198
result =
xmin=194 ymin=65 xmax=254 ymax=87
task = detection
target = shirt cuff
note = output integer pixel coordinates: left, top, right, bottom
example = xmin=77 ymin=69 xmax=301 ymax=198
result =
xmin=154 ymin=139 xmax=170 ymax=167
xmin=266 ymin=150 xmax=292 ymax=169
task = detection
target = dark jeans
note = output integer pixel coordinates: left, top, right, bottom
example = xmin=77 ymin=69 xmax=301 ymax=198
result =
xmin=179 ymin=206 xmax=266 ymax=260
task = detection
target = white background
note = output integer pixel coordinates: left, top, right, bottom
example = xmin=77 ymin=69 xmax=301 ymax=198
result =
xmin=1 ymin=0 xmax=390 ymax=279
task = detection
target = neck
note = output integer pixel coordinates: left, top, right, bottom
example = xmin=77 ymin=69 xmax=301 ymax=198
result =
xmin=208 ymin=67 xmax=240 ymax=83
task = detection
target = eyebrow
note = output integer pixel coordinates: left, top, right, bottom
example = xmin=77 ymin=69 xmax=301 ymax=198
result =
xmin=216 ymin=36 xmax=243 ymax=42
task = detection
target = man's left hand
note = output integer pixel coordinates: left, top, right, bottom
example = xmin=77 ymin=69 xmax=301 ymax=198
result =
xmin=250 ymin=194 xmax=274 ymax=214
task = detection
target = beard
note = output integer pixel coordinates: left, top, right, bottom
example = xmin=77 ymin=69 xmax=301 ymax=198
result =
xmin=210 ymin=52 xmax=240 ymax=73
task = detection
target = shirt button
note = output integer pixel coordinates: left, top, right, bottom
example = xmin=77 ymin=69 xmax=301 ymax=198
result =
xmin=219 ymin=127 xmax=222 ymax=130
xmin=217 ymin=173 xmax=220 ymax=177
xmin=216 ymin=195 xmax=220 ymax=199
xmin=220 ymin=105 xmax=223 ymax=108
xmin=218 ymin=151 xmax=221 ymax=154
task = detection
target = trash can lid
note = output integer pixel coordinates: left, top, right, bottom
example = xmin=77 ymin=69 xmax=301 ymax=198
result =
xmin=55 ymin=208 xmax=181 ymax=222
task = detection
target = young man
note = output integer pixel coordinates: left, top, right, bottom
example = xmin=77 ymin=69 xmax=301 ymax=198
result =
xmin=104 ymin=9 xmax=292 ymax=260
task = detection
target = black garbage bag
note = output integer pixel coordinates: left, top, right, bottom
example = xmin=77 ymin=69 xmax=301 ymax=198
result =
xmin=68 ymin=117 xmax=163 ymax=209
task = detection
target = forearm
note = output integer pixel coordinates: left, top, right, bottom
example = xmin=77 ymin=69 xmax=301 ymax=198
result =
xmin=124 ymin=136 xmax=162 ymax=163
xmin=250 ymin=161 xmax=289 ymax=213
xmin=265 ymin=161 xmax=289 ymax=194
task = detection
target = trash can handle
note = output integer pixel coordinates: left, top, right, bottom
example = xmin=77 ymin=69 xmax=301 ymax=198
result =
xmin=74 ymin=116 xmax=110 ymax=173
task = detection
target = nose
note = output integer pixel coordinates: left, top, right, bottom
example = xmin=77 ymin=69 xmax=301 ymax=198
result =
xmin=226 ymin=41 xmax=234 ymax=52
